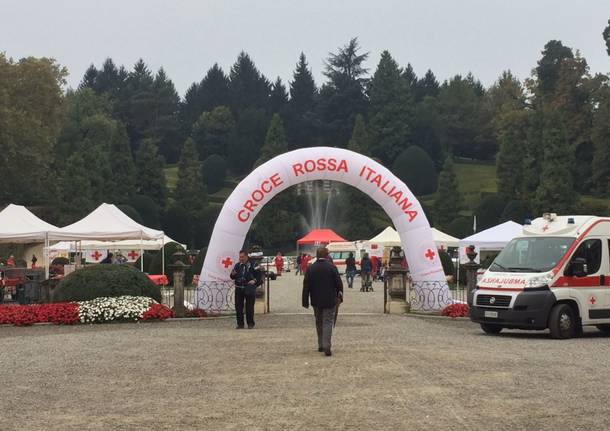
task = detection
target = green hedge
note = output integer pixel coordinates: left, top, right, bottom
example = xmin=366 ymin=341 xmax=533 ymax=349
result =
xmin=54 ymin=264 xmax=161 ymax=302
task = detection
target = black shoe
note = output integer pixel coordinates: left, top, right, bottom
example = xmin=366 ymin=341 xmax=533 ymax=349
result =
xmin=248 ymin=324 xmax=255 ymax=329
xmin=325 ymin=350 xmax=332 ymax=357
xmin=236 ymin=325 xmax=245 ymax=329
xmin=318 ymin=347 xmax=324 ymax=352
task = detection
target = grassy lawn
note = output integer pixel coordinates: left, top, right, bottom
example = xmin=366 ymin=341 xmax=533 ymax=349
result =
xmin=165 ymin=164 xmax=178 ymax=190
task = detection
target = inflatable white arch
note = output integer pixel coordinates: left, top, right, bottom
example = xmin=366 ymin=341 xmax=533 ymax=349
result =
xmin=196 ymin=147 xmax=451 ymax=311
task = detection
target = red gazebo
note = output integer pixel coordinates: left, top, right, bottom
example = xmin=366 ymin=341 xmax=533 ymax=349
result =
xmin=297 ymin=229 xmax=347 ymax=246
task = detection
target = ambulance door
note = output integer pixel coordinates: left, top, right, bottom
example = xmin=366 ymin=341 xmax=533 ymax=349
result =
xmin=564 ymin=238 xmax=605 ymax=321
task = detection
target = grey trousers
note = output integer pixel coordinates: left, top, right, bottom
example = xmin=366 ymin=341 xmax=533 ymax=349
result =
xmin=313 ymin=307 xmax=335 ymax=350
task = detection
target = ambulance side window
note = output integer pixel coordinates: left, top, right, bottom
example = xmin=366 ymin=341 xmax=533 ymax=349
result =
xmin=570 ymin=239 xmax=602 ymax=275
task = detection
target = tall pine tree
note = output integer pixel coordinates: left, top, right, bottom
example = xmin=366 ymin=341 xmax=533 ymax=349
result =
xmin=433 ymin=156 xmax=463 ymax=228
xmin=592 ymin=86 xmax=610 ymax=195
xmin=317 ymin=38 xmax=369 ymax=147
xmin=257 ymin=114 xmax=287 ymax=165
xmin=191 ymin=105 xmax=235 ymax=159
xmin=496 ymin=110 xmax=528 ymax=200
xmin=348 ymin=114 xmax=370 ymax=155
xmin=286 ymin=53 xmax=318 ymax=149
xmin=135 ymin=138 xmax=167 ymax=209
xmin=368 ymin=50 xmax=413 ymax=164
xmin=175 ymin=138 xmax=208 ymax=246
xmin=269 ymin=77 xmax=288 ymax=116
xmin=532 ymin=109 xmax=578 ymax=214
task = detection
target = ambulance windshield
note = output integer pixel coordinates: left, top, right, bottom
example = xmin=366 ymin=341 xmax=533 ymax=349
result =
xmin=489 ymin=237 xmax=575 ymax=273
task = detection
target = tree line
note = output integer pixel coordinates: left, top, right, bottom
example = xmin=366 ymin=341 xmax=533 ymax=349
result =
xmin=1 ymin=20 xmax=609 ymax=250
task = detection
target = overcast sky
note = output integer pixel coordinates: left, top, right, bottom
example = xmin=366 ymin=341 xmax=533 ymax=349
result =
xmin=2 ymin=0 xmax=609 ymax=96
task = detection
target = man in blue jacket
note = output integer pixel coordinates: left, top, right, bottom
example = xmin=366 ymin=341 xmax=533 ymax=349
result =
xmin=302 ymin=247 xmax=343 ymax=357
xmin=360 ymin=253 xmax=372 ymax=292
xmin=230 ymin=250 xmax=258 ymax=329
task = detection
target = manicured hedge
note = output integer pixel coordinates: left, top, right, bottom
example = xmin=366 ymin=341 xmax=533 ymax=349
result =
xmin=54 ymin=264 xmax=161 ymax=303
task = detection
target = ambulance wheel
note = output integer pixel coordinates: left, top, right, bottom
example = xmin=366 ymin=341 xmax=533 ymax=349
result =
xmin=480 ymin=323 xmax=503 ymax=334
xmin=548 ymin=303 xmax=576 ymax=339
xmin=596 ymin=324 xmax=610 ymax=333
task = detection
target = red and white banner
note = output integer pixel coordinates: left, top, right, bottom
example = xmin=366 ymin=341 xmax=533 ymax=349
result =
xmin=197 ymin=147 xmax=450 ymax=310
xmin=86 ymin=249 xmax=107 ymax=263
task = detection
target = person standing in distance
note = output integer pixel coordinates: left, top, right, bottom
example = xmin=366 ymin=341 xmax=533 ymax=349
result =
xmin=230 ymin=250 xmax=257 ymax=329
xmin=360 ymin=253 xmax=372 ymax=292
xmin=345 ymin=252 xmax=356 ymax=289
xmin=302 ymin=247 xmax=343 ymax=357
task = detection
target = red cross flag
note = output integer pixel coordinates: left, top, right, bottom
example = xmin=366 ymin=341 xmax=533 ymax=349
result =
xmin=87 ymin=250 xmax=106 ymax=263
xmin=126 ymin=250 xmax=140 ymax=262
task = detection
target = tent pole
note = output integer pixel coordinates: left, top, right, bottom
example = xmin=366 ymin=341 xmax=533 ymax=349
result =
xmin=161 ymin=236 xmax=165 ymax=276
xmin=140 ymin=233 xmax=144 ymax=272
xmin=45 ymin=233 xmax=49 ymax=279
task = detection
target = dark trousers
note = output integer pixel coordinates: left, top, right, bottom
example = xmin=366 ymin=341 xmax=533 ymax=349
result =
xmin=235 ymin=287 xmax=255 ymax=327
xmin=313 ymin=307 xmax=335 ymax=350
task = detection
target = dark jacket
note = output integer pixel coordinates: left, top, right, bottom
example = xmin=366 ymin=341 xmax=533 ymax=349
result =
xmin=360 ymin=257 xmax=372 ymax=273
xmin=230 ymin=260 xmax=257 ymax=287
xmin=302 ymin=258 xmax=343 ymax=309
xmin=345 ymin=256 xmax=356 ymax=271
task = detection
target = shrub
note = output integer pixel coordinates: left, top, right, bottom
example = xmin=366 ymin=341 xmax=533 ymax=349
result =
xmin=117 ymin=204 xmax=144 ymax=224
xmin=391 ymin=146 xmax=438 ymax=196
xmin=54 ymin=265 xmax=161 ymax=303
xmin=161 ymin=205 xmax=191 ymax=246
xmin=148 ymin=242 xmax=188 ymax=284
xmin=128 ymin=194 xmax=161 ymax=228
xmin=446 ymin=217 xmax=472 ymax=238
xmin=475 ymin=194 xmax=505 ymax=231
xmin=500 ymin=200 xmax=529 ymax=224
xmin=51 ymin=257 xmax=70 ymax=266
xmin=201 ymin=154 xmax=227 ymax=194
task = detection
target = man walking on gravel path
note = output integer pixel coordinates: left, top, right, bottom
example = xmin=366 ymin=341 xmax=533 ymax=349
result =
xmin=302 ymin=247 xmax=343 ymax=357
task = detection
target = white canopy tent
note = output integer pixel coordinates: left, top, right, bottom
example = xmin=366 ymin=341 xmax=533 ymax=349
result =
xmin=0 ymin=204 xmax=64 ymax=277
xmin=50 ymin=235 xmax=184 ymax=252
xmin=367 ymin=226 xmax=401 ymax=247
xmin=0 ymin=204 xmax=60 ymax=243
xmin=50 ymin=203 xmax=165 ymax=272
xmin=51 ymin=203 xmax=164 ymax=241
xmin=431 ymin=228 xmax=459 ymax=250
xmin=366 ymin=226 xmax=460 ymax=250
xmin=459 ymin=220 xmax=523 ymax=264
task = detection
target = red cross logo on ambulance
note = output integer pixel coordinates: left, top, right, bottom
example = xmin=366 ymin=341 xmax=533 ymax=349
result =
xmin=590 ymin=295 xmax=597 ymax=306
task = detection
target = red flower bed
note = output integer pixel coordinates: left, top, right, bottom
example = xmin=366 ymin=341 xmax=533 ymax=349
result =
xmin=141 ymin=303 xmax=175 ymax=321
xmin=441 ymin=303 xmax=469 ymax=318
xmin=0 ymin=303 xmax=80 ymax=326
xmin=185 ymin=308 xmax=208 ymax=318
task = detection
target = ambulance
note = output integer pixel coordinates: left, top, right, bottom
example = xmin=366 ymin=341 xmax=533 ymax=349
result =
xmin=469 ymin=213 xmax=610 ymax=339
xmin=326 ymin=241 xmax=365 ymax=273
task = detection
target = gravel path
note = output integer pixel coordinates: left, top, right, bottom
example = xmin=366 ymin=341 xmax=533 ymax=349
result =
xmin=3 ymin=311 xmax=610 ymax=430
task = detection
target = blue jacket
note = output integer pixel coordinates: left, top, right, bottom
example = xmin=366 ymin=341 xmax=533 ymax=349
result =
xmin=360 ymin=257 xmax=372 ymax=273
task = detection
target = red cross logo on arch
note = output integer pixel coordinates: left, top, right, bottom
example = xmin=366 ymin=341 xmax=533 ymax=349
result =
xmin=221 ymin=256 xmax=233 ymax=268
xmin=425 ymin=248 xmax=436 ymax=261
